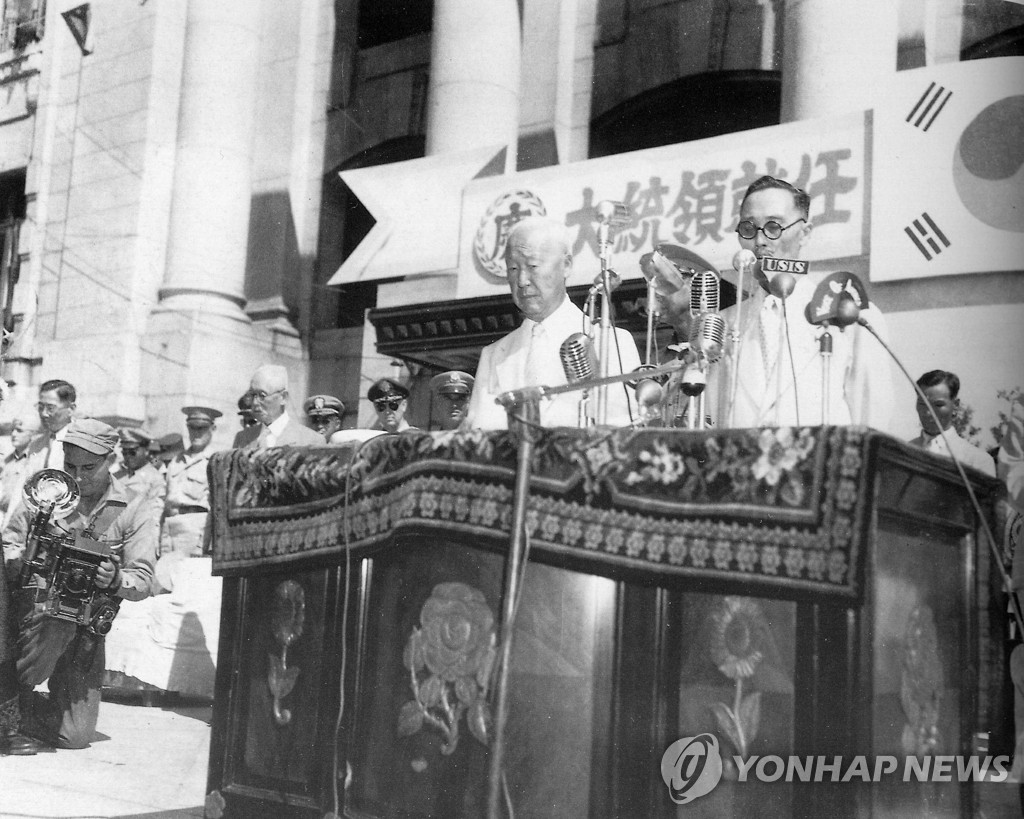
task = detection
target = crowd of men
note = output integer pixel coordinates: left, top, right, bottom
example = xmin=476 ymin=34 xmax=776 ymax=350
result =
xmin=0 ymin=175 xmax=1019 ymax=776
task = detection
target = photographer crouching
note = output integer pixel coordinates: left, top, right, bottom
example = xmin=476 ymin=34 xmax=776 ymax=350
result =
xmin=1 ymin=419 xmax=157 ymax=752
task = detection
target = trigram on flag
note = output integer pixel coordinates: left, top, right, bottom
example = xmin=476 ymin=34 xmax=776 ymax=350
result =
xmin=906 ymin=82 xmax=953 ymax=132
xmin=903 ymin=212 xmax=951 ymax=260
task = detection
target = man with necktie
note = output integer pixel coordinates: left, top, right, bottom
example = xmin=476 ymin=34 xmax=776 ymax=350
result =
xmin=709 ymin=176 xmax=894 ymax=431
xmin=465 ymin=217 xmax=640 ymax=430
xmin=233 ymin=364 xmax=323 ymax=449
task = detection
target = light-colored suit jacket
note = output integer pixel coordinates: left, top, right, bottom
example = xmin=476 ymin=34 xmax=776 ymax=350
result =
xmin=708 ymin=273 xmax=895 ymax=432
xmin=466 ymin=297 xmax=641 ymax=430
xmin=232 ymin=415 xmax=324 ymax=449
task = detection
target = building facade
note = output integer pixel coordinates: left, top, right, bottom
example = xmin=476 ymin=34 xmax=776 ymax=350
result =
xmin=0 ymin=0 xmax=1021 ymax=445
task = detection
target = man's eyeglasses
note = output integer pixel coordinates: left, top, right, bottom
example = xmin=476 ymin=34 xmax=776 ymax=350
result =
xmin=735 ymin=218 xmax=806 ymax=241
xmin=374 ymin=399 xmax=404 ymax=412
xmin=248 ymin=388 xmax=285 ymax=403
xmin=36 ymin=402 xmax=64 ymax=414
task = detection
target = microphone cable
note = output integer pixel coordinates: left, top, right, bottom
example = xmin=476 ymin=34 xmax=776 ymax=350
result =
xmin=859 ymin=319 xmax=1024 ymax=638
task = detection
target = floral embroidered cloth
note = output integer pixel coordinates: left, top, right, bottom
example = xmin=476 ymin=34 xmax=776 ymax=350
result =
xmin=208 ymin=426 xmax=877 ymax=597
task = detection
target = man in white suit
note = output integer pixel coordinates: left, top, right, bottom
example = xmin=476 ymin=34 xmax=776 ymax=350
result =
xmin=709 ymin=176 xmax=894 ymax=431
xmin=465 ymin=217 xmax=640 ymax=430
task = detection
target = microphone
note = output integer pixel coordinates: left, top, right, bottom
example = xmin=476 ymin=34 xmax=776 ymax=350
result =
xmin=635 ymin=378 xmax=664 ymax=421
xmin=559 ymin=332 xmax=598 ymax=383
xmin=769 ymin=271 xmax=796 ymax=300
xmin=688 ymin=313 xmax=727 ymax=363
xmin=680 ymin=360 xmax=707 ymax=397
xmin=732 ymin=249 xmax=757 ymax=276
xmin=595 ymin=200 xmax=630 ymax=248
xmin=805 ymin=271 xmax=870 ymax=328
xmin=590 ymin=269 xmax=621 ymax=295
xmin=689 ymin=270 xmax=721 ymax=316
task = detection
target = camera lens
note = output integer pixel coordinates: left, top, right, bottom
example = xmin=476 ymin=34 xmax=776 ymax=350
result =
xmin=64 ymin=568 xmax=89 ymax=595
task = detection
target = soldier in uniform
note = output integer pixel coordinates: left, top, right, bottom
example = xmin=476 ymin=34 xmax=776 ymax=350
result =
xmin=304 ymin=394 xmax=345 ymax=442
xmin=237 ymin=392 xmax=259 ymax=431
xmin=428 ymin=371 xmax=475 ymax=430
xmin=112 ymin=429 xmax=166 ymax=521
xmin=161 ymin=407 xmax=220 ymax=564
xmin=368 ymin=378 xmax=417 ymax=434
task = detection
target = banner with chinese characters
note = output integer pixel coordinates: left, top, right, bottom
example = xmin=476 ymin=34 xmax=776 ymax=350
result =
xmin=456 ymin=112 xmax=869 ymax=298
xmin=869 ymin=56 xmax=1024 ymax=281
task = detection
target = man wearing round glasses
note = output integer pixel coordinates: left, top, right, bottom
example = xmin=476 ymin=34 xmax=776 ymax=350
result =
xmin=710 ymin=175 xmax=893 ymax=431
xmin=368 ymin=378 xmax=417 ymax=434
xmin=233 ymin=364 xmax=323 ymax=449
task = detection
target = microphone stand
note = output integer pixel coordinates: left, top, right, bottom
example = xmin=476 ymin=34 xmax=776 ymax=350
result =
xmin=596 ymin=222 xmax=613 ymax=425
xmin=727 ymin=258 xmax=749 ymax=428
xmin=645 ymin=275 xmax=658 ymax=367
xmin=819 ymin=324 xmax=833 ymax=425
xmin=487 ymin=394 xmax=542 ymax=819
xmin=487 ymin=354 xmax=686 ymax=817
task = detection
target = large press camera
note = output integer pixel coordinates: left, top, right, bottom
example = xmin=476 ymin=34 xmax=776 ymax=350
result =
xmin=18 ymin=469 xmax=121 ymax=636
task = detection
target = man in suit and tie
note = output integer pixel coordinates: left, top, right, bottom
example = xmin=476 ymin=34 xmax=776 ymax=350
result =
xmin=233 ymin=364 xmax=322 ymax=449
xmin=465 ymin=217 xmax=640 ymax=430
xmin=709 ymin=176 xmax=894 ymax=431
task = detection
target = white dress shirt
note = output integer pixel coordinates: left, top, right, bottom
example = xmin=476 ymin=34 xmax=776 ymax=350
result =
xmin=466 ymin=296 xmax=641 ymax=431
xmin=909 ymin=428 xmax=996 ymax=477
xmin=709 ymin=273 xmax=896 ymax=432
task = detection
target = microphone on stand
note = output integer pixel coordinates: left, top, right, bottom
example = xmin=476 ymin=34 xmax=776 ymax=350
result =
xmin=689 ymin=313 xmax=727 ymax=363
xmin=589 ymin=269 xmax=621 ymax=296
xmin=595 ymin=200 xmax=630 ymax=250
xmin=559 ymin=332 xmax=598 ymax=383
xmin=559 ymin=332 xmax=598 ymax=427
xmin=690 ymin=270 xmax=721 ymax=316
xmin=726 ymin=250 xmax=757 ymax=427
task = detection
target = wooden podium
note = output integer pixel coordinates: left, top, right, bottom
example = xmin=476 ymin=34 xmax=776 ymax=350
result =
xmin=203 ymin=427 xmax=1007 ymax=819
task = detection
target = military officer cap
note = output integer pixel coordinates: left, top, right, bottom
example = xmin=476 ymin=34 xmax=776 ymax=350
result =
xmin=157 ymin=432 xmax=184 ymax=462
xmin=182 ymin=406 xmax=222 ymax=427
xmin=304 ymin=394 xmax=345 ymax=418
xmin=118 ymin=427 xmax=152 ymax=447
xmin=429 ymin=371 xmax=475 ymax=397
xmin=367 ymin=378 xmax=410 ymax=403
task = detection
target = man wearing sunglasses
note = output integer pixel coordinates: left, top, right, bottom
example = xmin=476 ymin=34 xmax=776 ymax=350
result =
xmin=709 ymin=176 xmax=893 ymax=431
xmin=233 ymin=364 xmax=323 ymax=449
xmin=368 ymin=378 xmax=418 ymax=434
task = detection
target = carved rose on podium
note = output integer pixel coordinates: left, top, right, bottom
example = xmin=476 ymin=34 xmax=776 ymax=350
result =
xmin=398 ymin=582 xmax=496 ymax=755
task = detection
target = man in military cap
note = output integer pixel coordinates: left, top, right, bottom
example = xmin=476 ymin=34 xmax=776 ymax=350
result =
xmin=3 ymin=418 xmax=157 ymax=750
xmin=112 ymin=428 xmax=166 ymax=520
xmin=237 ymin=392 xmax=258 ymax=431
xmin=304 ymin=394 xmax=345 ymax=442
xmin=368 ymin=378 xmax=417 ymax=434
xmin=429 ymin=371 xmax=475 ymax=431
xmin=161 ymin=407 xmax=221 ymax=565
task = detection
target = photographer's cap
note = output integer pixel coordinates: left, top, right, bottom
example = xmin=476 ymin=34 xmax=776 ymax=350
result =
xmin=64 ymin=419 xmax=119 ymax=455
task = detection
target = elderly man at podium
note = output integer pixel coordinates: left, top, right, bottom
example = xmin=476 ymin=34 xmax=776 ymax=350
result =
xmin=466 ymin=217 xmax=640 ymax=430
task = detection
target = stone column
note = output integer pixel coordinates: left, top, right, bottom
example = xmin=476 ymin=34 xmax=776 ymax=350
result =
xmin=425 ymin=0 xmax=520 ymax=170
xmin=156 ymin=0 xmax=263 ymax=319
xmin=779 ymin=0 xmax=898 ymax=122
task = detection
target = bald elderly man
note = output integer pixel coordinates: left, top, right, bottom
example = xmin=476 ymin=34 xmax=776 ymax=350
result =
xmin=465 ymin=216 xmax=641 ymax=430
xmin=233 ymin=364 xmax=323 ymax=449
